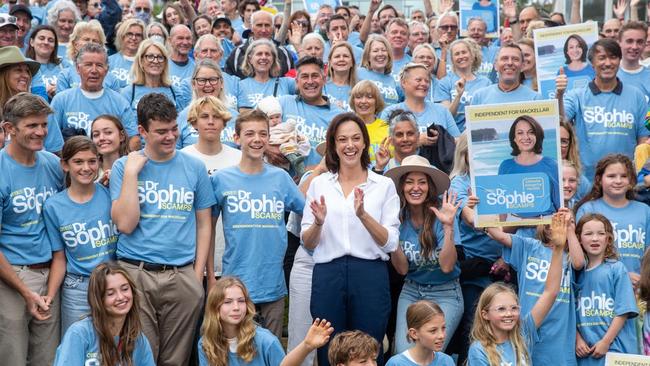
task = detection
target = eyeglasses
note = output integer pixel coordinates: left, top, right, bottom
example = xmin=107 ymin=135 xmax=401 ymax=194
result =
xmin=489 ymin=305 xmax=521 ymax=315
xmin=194 ymin=77 xmax=222 ymax=86
xmin=125 ymin=32 xmax=143 ymax=39
xmin=439 ymin=25 xmax=458 ymax=31
xmin=135 ymin=7 xmax=151 ymax=13
xmin=143 ymin=54 xmax=165 ymax=63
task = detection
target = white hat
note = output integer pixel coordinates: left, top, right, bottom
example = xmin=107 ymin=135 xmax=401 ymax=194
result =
xmin=257 ymin=96 xmax=282 ymax=116
xmin=384 ymin=155 xmax=450 ymax=194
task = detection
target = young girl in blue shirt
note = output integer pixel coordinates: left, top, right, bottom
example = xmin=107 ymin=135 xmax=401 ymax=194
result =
xmin=199 ymin=276 xmax=333 ymax=366
xmin=467 ymin=213 xmax=568 ymax=366
xmin=386 ymin=300 xmax=455 ymax=366
xmin=575 ymin=154 xmax=650 ymax=287
xmin=573 ymin=213 xmax=639 ymax=365
xmin=53 ymin=262 xmax=155 ymax=366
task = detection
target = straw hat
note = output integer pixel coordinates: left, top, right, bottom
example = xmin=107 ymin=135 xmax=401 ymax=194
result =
xmin=384 ymin=155 xmax=450 ymax=194
xmin=0 ymin=46 xmax=40 ymax=75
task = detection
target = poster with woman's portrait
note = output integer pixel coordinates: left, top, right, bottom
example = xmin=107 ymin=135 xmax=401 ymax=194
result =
xmin=466 ymin=100 xmax=563 ymax=227
xmin=459 ymin=0 xmax=499 ymax=38
xmin=533 ymin=22 xmax=598 ymax=99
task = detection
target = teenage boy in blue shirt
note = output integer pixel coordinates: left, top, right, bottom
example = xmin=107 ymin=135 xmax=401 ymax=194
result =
xmin=0 ymin=93 xmax=64 ymax=366
xmin=211 ymin=109 xmax=305 ymax=339
xmin=110 ymin=93 xmax=215 ymax=366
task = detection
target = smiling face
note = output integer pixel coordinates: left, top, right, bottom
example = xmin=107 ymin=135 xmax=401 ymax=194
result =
xmin=170 ymin=26 xmax=192 ymax=56
xmin=496 ymin=46 xmax=523 ymax=86
xmin=619 ymin=28 xmax=646 ymax=63
xmin=329 ymin=46 xmax=352 ymax=73
xmin=402 ymin=67 xmax=430 ymax=100
xmin=451 ymin=42 xmax=472 ymax=71
xmin=520 ymin=43 xmax=535 ymax=74
xmin=63 ymin=149 xmax=99 ymax=186
xmin=391 ymin=120 xmax=418 ymax=157
xmin=139 ymin=118 xmax=179 ymax=158
xmin=194 ymin=18 xmax=212 ymax=38
xmin=235 ymin=119 xmax=268 ymax=160
xmin=56 ymin=9 xmax=76 ymax=41
xmin=30 ymin=29 xmax=56 ymax=60
xmin=567 ymin=38 xmax=583 ymax=62
xmin=5 ymin=113 xmax=49 ymax=152
xmin=297 ymin=63 xmax=324 ymax=102
xmin=7 ymin=63 xmax=31 ymax=93
xmin=250 ymin=43 xmax=274 ymax=75
xmin=92 ymin=118 xmax=125 ymax=157
xmin=409 ymin=314 xmax=446 ymax=352
xmin=481 ymin=292 xmax=520 ymax=336
xmin=103 ymin=273 xmax=133 ymax=318
xmin=402 ymin=171 xmax=429 ymax=206
xmin=219 ymin=285 xmax=247 ymax=328
xmin=413 ymin=48 xmax=436 ymax=70
xmin=300 ymin=38 xmax=324 ymax=58
xmin=386 ymin=23 xmax=408 ymax=50
xmin=193 ymin=66 xmax=223 ymax=98
xmin=591 ymin=46 xmax=621 ymax=82
xmin=123 ymin=24 xmax=144 ymax=55
xmin=600 ymin=162 xmax=631 ymax=200
xmin=14 ymin=12 xmax=31 ymax=40
xmin=352 ymin=91 xmax=377 ymax=117
xmin=368 ymin=40 xmax=389 ymax=71
xmin=142 ymin=45 xmax=165 ymax=77
xmin=579 ymin=219 xmax=609 ymax=259
xmin=562 ymin=165 xmax=578 ymax=202
xmin=335 ymin=120 xmax=365 ymax=169
xmin=513 ymin=120 xmax=536 ymax=154
xmin=467 ymin=19 xmax=486 ymax=43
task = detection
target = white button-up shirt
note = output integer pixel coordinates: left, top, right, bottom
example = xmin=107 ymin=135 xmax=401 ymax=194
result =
xmin=301 ymin=170 xmax=400 ymax=264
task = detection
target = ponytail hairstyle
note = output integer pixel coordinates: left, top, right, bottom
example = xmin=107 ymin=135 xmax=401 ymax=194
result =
xmin=405 ymin=300 xmax=445 ymax=343
xmin=574 ymin=154 xmax=635 ymax=212
xmin=470 ymin=283 xmax=530 ymax=366
xmin=201 ymin=277 xmax=257 ymax=366
xmin=575 ymin=213 xmax=618 ymax=261
xmin=61 ymin=135 xmax=98 ymax=187
xmin=87 ymin=262 xmax=143 ymax=366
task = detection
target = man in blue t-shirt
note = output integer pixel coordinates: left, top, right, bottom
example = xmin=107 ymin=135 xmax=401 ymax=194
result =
xmin=0 ymin=93 xmax=64 ymax=366
xmin=616 ymin=21 xmax=650 ymax=105
xmin=48 ymin=43 xmax=140 ymax=150
xmin=386 ymin=18 xmax=412 ymax=82
xmin=110 ymin=93 xmax=215 ymax=366
xmin=211 ymin=109 xmax=305 ymax=338
xmin=559 ymin=38 xmax=649 ymax=180
xmin=322 ymin=14 xmax=363 ymax=61
xmin=168 ymin=25 xmax=196 ymax=88
xmin=279 ymin=56 xmax=344 ymax=167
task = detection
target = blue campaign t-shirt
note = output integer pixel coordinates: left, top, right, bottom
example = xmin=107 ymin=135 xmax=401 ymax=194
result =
xmin=391 ymin=54 xmax=413 ymax=83
xmin=561 ymin=64 xmax=595 ymax=95
xmin=323 ymin=80 xmax=351 ymax=111
xmin=178 ymin=72 xmax=240 ymax=110
xmin=467 ymin=313 xmax=539 ymax=366
xmin=478 ymin=44 xmax=499 ymax=80
xmin=497 ymin=156 xmax=561 ymax=216
xmin=434 ymin=73 xmax=492 ymax=131
xmin=56 ymin=66 xmax=122 ymax=93
xmin=198 ymin=326 xmax=285 ymax=366
xmin=53 ymin=317 xmax=155 ymax=366
xmin=575 ymin=260 xmax=639 ymax=365
xmin=175 ymin=104 xmax=239 ymax=149
xmin=211 ymin=165 xmax=305 ymax=303
xmin=576 ymin=199 xmax=650 ymax=274
xmin=169 ymin=58 xmax=196 ymax=88
xmin=0 ymin=150 xmax=63 ymax=265
xmin=357 ymin=67 xmax=402 ymax=105
xmin=386 ymin=350 xmax=455 ymax=366
xmin=42 ymin=184 xmax=117 ymax=276
xmin=110 ymin=151 xmax=216 ymax=266
xmin=108 ymin=52 xmax=134 ymax=88
xmin=381 ymin=102 xmax=460 ymax=137
xmin=617 ymin=66 xmax=650 ymax=105
xmin=31 ymin=61 xmax=68 ymax=93
xmin=236 ymin=77 xmax=295 ymax=109
xmin=50 ymin=87 xmax=137 ymax=137
xmin=564 ymin=81 xmax=649 ymax=180
xmin=119 ymin=83 xmax=188 ymax=114
xmin=471 ymin=83 xmax=542 ymax=106
xmin=399 ymin=212 xmax=461 ymax=285
xmin=279 ymin=95 xmax=344 ymax=166
xmin=504 ymin=235 xmax=577 ymax=365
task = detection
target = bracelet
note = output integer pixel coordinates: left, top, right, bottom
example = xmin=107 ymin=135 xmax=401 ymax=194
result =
xmin=314 ymin=221 xmax=323 ymax=227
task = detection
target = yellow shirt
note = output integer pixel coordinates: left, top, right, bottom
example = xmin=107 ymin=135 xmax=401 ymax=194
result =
xmin=365 ymin=118 xmax=390 ymax=163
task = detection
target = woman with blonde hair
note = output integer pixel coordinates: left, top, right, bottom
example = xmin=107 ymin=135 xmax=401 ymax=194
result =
xmin=120 ymin=38 xmax=186 ymax=113
xmin=109 ymin=18 xmax=146 ymax=88
xmin=348 ymin=80 xmax=386 ymax=164
xmin=324 ymin=42 xmax=357 ymax=111
xmin=199 ymin=276 xmax=333 ymax=366
xmin=412 ymin=44 xmax=442 ymax=98
xmin=56 ymin=20 xmax=121 ymax=92
xmin=237 ymin=39 xmax=295 ymax=111
xmin=358 ymin=34 xmax=401 ymax=104
xmin=517 ymin=38 xmax=538 ymax=91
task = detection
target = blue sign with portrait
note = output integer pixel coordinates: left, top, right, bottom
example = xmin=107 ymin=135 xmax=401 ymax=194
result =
xmin=475 ymin=173 xmax=551 ymax=215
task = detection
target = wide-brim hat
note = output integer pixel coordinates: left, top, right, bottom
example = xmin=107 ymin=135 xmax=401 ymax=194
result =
xmin=0 ymin=46 xmax=40 ymax=75
xmin=384 ymin=155 xmax=450 ymax=194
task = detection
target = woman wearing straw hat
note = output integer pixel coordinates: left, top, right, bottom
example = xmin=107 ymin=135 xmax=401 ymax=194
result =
xmin=384 ymin=154 xmax=463 ymax=353
xmin=0 ymin=46 xmax=42 ymax=106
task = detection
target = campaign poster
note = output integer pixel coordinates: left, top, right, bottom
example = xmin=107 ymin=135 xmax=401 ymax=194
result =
xmin=605 ymin=352 xmax=650 ymax=366
xmin=466 ymin=100 xmax=563 ymax=227
xmin=302 ymin=0 xmax=341 ymax=16
xmin=459 ymin=0 xmax=499 ymax=38
xmin=533 ymin=22 xmax=598 ymax=99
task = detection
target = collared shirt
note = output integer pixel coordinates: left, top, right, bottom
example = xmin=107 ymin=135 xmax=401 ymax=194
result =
xmin=301 ymin=170 xmax=400 ymax=264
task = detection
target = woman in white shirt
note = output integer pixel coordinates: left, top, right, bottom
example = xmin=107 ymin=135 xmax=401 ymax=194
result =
xmin=301 ymin=112 xmax=400 ymax=366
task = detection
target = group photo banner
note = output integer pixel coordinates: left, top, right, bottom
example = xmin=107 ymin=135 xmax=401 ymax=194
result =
xmin=459 ymin=0 xmax=499 ymax=38
xmin=533 ymin=22 xmax=599 ymax=99
xmin=466 ymin=100 xmax=563 ymax=228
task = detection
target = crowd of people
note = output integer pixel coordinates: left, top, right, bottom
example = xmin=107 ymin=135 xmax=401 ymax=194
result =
xmin=1 ymin=0 xmax=650 ymax=365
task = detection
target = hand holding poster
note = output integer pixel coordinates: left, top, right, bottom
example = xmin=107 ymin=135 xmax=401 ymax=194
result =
xmin=460 ymin=0 xmax=499 ymax=38
xmin=533 ymin=22 xmax=598 ymax=99
xmin=466 ymin=100 xmax=563 ymax=227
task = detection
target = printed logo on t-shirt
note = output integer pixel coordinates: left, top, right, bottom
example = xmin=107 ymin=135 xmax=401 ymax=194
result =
xmin=138 ymin=181 xmax=195 ymax=211
xmin=11 ymin=186 xmax=57 ymax=214
xmin=369 ymin=80 xmax=398 ymax=101
xmin=41 ymin=74 xmax=56 ymax=87
xmin=286 ymin=114 xmax=327 ymax=145
xmin=450 ymin=90 xmax=474 ymax=105
xmin=525 ymin=257 xmax=572 ymax=297
xmin=111 ymin=67 xmax=130 ymax=82
xmin=246 ymin=93 xmax=265 ymax=108
xmin=226 ymin=93 xmax=237 ymax=110
xmin=578 ymin=291 xmax=614 ymax=318
xmin=85 ymin=352 xmax=100 ymax=366
xmin=612 ymin=223 xmax=646 ymax=257
xmin=478 ymin=61 xmax=494 ymax=75
xmin=60 ymin=219 xmax=119 ymax=249
xmin=583 ymin=106 xmax=634 ymax=129
xmin=66 ymin=111 xmax=92 ymax=132
xmin=225 ymin=190 xmax=284 ymax=220
xmin=170 ymin=75 xmax=182 ymax=87
xmin=401 ymin=239 xmax=440 ymax=268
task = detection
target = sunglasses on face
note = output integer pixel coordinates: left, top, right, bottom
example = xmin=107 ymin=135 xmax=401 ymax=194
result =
xmin=135 ymin=7 xmax=151 ymax=13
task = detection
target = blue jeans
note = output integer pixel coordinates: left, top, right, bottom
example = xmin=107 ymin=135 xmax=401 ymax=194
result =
xmin=61 ymin=273 xmax=90 ymax=336
xmin=394 ymin=278 xmax=464 ymax=353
